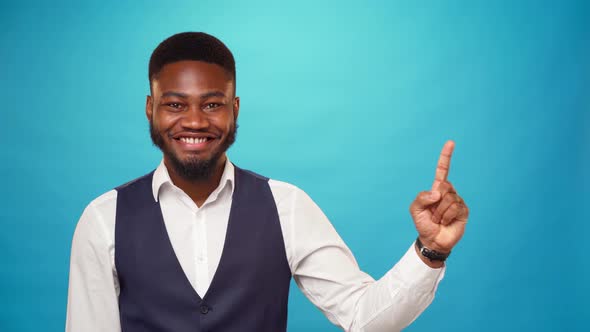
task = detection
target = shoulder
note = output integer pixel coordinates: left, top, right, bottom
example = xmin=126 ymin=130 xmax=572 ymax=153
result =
xmin=115 ymin=171 xmax=154 ymax=192
xmin=71 ymin=171 xmax=156 ymax=249
xmin=87 ymin=189 xmax=118 ymax=212
xmin=234 ymin=166 xmax=307 ymax=203
xmin=267 ymin=178 xmax=324 ymax=216
xmin=72 ymin=189 xmax=118 ymax=250
xmin=233 ymin=165 xmax=320 ymax=212
xmin=83 ymin=188 xmax=118 ymax=222
xmin=75 ymin=170 xmax=152 ymax=237
xmin=83 ymin=170 xmax=156 ymax=222
xmin=268 ymin=178 xmax=304 ymax=203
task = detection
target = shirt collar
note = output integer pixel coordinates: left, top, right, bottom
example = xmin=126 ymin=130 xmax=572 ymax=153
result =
xmin=151 ymin=157 xmax=235 ymax=202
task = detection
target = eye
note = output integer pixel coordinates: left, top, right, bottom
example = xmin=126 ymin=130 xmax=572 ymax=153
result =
xmin=167 ymin=103 xmax=182 ymax=109
xmin=163 ymin=102 xmax=185 ymax=111
xmin=204 ymin=103 xmax=222 ymax=111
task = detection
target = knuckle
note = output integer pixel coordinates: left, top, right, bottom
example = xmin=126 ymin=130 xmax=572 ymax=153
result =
xmin=432 ymin=208 xmax=440 ymax=219
xmin=444 ymin=192 xmax=455 ymax=202
xmin=441 ymin=192 xmax=454 ymax=204
xmin=441 ymin=182 xmax=455 ymax=194
xmin=444 ymin=204 xmax=459 ymax=218
xmin=412 ymin=195 xmax=423 ymax=206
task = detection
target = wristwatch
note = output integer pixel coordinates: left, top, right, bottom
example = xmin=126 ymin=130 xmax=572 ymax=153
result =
xmin=416 ymin=237 xmax=450 ymax=262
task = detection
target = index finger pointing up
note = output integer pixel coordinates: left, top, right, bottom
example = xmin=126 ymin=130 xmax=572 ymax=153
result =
xmin=432 ymin=140 xmax=455 ymax=190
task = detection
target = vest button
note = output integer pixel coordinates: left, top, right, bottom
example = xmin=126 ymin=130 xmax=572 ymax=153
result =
xmin=200 ymin=305 xmax=209 ymax=314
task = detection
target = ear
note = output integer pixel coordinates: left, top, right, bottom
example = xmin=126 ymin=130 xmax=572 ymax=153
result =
xmin=146 ymin=95 xmax=153 ymax=121
xmin=233 ymin=96 xmax=240 ymax=120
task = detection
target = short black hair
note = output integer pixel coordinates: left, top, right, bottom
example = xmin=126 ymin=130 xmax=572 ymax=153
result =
xmin=148 ymin=32 xmax=235 ymax=84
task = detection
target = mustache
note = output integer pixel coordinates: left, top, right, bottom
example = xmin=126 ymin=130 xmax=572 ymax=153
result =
xmin=167 ymin=129 xmax=220 ymax=139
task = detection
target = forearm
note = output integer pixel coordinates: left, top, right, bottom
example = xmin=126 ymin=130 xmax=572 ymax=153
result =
xmin=349 ymin=242 xmax=445 ymax=332
xmin=285 ymin=188 xmax=446 ymax=331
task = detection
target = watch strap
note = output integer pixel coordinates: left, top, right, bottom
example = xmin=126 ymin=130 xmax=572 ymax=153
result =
xmin=416 ymin=237 xmax=450 ymax=262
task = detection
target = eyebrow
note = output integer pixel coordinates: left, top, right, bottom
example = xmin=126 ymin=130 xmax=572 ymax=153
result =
xmin=199 ymin=91 xmax=227 ymax=99
xmin=160 ymin=91 xmax=227 ymax=99
xmin=161 ymin=91 xmax=188 ymax=99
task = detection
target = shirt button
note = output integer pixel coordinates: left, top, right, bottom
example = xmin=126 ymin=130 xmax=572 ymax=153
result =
xmin=200 ymin=305 xmax=209 ymax=314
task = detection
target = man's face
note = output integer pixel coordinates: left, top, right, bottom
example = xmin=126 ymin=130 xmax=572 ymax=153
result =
xmin=147 ymin=60 xmax=239 ymax=180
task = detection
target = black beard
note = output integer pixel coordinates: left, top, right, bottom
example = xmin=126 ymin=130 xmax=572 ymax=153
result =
xmin=149 ymin=120 xmax=237 ymax=181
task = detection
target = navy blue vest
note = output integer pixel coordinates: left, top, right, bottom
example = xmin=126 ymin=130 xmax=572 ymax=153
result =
xmin=114 ymin=166 xmax=292 ymax=331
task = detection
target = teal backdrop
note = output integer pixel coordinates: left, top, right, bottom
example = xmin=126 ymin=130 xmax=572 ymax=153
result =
xmin=1 ymin=0 xmax=588 ymax=331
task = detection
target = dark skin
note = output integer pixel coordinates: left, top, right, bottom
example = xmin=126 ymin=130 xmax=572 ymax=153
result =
xmin=410 ymin=141 xmax=470 ymax=268
xmin=146 ymin=60 xmax=239 ymax=207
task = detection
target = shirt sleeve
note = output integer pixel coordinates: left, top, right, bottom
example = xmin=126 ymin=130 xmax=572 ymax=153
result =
xmin=285 ymin=186 xmax=445 ymax=332
xmin=65 ymin=201 xmax=121 ymax=332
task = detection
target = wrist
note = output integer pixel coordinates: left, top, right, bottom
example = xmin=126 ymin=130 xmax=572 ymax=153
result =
xmin=417 ymin=236 xmax=451 ymax=254
xmin=414 ymin=243 xmax=445 ymax=268
xmin=415 ymin=237 xmax=451 ymax=265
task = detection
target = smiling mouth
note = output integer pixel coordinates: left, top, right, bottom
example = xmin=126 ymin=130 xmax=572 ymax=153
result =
xmin=176 ymin=137 xmax=211 ymax=144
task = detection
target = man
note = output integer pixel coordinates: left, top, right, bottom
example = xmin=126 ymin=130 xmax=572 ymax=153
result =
xmin=66 ymin=32 xmax=469 ymax=332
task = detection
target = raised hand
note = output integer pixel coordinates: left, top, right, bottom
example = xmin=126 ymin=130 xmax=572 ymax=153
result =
xmin=409 ymin=140 xmax=469 ymax=255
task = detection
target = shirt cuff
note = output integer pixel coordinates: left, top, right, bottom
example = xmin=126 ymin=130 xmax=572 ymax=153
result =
xmin=389 ymin=241 xmax=446 ymax=293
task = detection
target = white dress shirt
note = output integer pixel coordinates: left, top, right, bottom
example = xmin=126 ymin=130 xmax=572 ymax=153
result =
xmin=66 ymin=158 xmax=445 ymax=332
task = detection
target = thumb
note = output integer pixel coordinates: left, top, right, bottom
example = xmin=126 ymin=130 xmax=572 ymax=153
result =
xmin=410 ymin=190 xmax=441 ymax=215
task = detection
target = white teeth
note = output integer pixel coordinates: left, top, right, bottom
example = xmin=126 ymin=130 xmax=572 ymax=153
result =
xmin=180 ymin=137 xmax=208 ymax=144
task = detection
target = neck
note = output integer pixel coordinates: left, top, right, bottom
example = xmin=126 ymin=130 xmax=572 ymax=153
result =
xmin=164 ymin=155 xmax=227 ymax=207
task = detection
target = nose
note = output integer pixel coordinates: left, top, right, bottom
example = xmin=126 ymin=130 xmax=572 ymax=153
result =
xmin=180 ymin=107 xmax=210 ymax=130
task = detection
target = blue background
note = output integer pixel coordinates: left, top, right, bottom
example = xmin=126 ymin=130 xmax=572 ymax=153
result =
xmin=1 ymin=0 xmax=588 ymax=331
